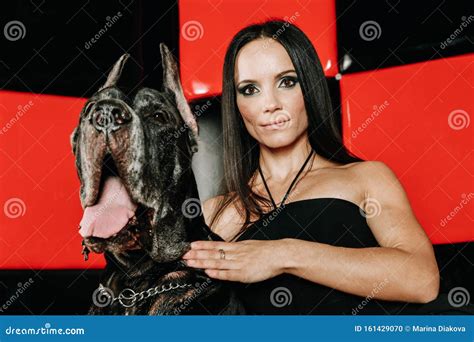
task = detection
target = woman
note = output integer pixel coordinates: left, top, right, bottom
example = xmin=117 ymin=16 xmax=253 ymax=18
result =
xmin=182 ymin=20 xmax=441 ymax=315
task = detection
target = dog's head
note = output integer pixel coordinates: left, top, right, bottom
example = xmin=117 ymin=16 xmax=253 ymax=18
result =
xmin=71 ymin=44 xmax=199 ymax=263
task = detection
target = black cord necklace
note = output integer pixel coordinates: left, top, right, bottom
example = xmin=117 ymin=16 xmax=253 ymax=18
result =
xmin=258 ymin=150 xmax=314 ymax=210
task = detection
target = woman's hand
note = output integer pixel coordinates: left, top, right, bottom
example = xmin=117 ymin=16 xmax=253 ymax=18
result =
xmin=182 ymin=239 xmax=289 ymax=283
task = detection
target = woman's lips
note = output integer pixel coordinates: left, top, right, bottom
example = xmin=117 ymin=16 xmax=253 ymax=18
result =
xmin=260 ymin=119 xmax=291 ymax=130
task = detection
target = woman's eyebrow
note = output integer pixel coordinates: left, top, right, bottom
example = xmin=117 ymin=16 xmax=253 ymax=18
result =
xmin=236 ymin=69 xmax=297 ymax=87
xmin=274 ymin=69 xmax=297 ymax=78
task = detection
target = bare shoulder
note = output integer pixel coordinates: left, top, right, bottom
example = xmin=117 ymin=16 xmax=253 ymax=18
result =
xmin=348 ymin=160 xmax=398 ymax=182
xmin=349 ymin=160 xmax=411 ymax=209
xmin=320 ymin=160 xmax=396 ymax=187
xmin=350 ymin=160 xmax=400 ymax=185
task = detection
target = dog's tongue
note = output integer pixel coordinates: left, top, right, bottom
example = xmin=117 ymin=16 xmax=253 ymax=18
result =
xmin=79 ymin=176 xmax=138 ymax=239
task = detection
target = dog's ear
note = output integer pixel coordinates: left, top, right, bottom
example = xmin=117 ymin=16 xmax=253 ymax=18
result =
xmin=99 ymin=54 xmax=130 ymax=91
xmin=160 ymin=43 xmax=198 ymax=138
xmin=70 ymin=127 xmax=78 ymax=153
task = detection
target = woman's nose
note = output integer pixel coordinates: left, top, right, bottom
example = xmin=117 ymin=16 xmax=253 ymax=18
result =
xmin=262 ymin=90 xmax=282 ymax=114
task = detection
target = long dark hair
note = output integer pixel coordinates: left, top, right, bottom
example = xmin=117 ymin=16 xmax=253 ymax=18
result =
xmin=210 ymin=20 xmax=363 ymax=240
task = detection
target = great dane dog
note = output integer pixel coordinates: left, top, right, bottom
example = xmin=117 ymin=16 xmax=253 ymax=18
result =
xmin=70 ymin=44 xmax=244 ymax=315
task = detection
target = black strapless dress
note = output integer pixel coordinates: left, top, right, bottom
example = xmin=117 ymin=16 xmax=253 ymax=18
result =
xmin=230 ymin=198 xmax=473 ymax=315
xmin=227 ymin=151 xmax=473 ymax=315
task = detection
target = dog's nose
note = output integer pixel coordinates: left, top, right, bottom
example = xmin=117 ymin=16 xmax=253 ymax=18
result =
xmin=91 ymin=104 xmax=132 ymax=133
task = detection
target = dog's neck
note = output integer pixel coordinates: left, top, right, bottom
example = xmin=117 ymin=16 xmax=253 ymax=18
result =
xmin=155 ymin=165 xmax=223 ymax=243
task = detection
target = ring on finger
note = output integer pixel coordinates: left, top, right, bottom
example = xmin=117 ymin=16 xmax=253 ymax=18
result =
xmin=218 ymin=248 xmax=226 ymax=260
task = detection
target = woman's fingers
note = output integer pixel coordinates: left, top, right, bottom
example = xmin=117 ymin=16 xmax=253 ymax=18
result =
xmin=185 ymin=258 xmax=240 ymax=270
xmin=205 ymin=269 xmax=241 ymax=281
xmin=190 ymin=240 xmax=237 ymax=251
xmin=183 ymin=249 xmax=233 ymax=260
xmin=182 ymin=240 xmax=241 ymax=260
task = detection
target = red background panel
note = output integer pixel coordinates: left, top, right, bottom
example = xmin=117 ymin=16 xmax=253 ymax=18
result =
xmin=0 ymin=91 xmax=105 ymax=269
xmin=340 ymin=54 xmax=474 ymax=244
xmin=0 ymin=58 xmax=471 ymax=269
xmin=179 ymin=0 xmax=339 ymax=100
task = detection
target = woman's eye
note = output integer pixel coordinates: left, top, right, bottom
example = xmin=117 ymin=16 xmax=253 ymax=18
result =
xmin=238 ymin=85 xmax=259 ymax=96
xmin=279 ymin=76 xmax=298 ymax=88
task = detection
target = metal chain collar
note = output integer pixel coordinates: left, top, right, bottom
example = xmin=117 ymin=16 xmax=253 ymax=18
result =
xmin=98 ymin=281 xmax=193 ymax=308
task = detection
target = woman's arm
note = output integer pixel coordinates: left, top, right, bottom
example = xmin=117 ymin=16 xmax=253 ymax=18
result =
xmin=184 ymin=161 xmax=439 ymax=303
xmin=284 ymin=161 xmax=439 ymax=303
xmin=282 ymin=239 xmax=438 ymax=303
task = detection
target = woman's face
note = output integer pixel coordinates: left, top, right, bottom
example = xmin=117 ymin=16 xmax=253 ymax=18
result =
xmin=234 ymin=38 xmax=308 ymax=149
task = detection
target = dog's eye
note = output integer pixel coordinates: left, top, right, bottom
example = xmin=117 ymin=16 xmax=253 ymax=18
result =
xmin=152 ymin=108 xmax=170 ymax=119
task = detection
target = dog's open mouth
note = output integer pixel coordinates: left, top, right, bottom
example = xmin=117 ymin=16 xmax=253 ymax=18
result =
xmin=79 ymin=152 xmax=154 ymax=256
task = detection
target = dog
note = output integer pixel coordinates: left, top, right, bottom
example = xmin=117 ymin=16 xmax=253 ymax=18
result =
xmin=70 ymin=44 xmax=244 ymax=315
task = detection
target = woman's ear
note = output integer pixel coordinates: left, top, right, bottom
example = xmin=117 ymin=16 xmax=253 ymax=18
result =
xmin=160 ymin=43 xmax=198 ymax=137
